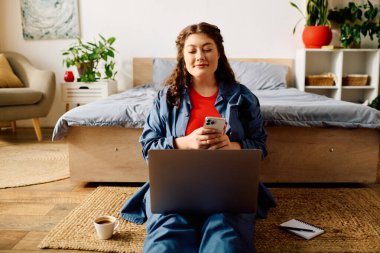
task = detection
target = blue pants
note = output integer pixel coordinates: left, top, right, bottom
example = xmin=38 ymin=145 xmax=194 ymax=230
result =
xmin=143 ymin=190 xmax=256 ymax=253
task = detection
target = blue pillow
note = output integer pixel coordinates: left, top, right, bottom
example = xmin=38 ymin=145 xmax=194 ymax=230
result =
xmin=230 ymin=61 xmax=288 ymax=90
xmin=152 ymin=58 xmax=176 ymax=90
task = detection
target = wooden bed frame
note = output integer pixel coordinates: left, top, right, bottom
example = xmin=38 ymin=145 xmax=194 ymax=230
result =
xmin=67 ymin=58 xmax=379 ymax=183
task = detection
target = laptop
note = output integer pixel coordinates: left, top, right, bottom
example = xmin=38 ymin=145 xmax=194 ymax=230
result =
xmin=148 ymin=149 xmax=262 ymax=214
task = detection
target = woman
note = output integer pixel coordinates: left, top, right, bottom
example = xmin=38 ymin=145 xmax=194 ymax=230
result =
xmin=120 ymin=22 xmax=276 ymax=253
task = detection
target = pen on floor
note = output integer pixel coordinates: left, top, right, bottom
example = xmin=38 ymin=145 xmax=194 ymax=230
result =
xmin=280 ymin=226 xmax=314 ymax=232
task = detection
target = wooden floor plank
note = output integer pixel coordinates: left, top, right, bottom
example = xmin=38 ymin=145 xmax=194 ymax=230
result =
xmin=0 ymin=231 xmax=28 ymax=250
xmin=11 ymin=231 xmax=47 ymax=250
xmin=0 ymin=215 xmax=66 ymax=232
xmin=0 ymin=203 xmax=54 ymax=216
xmin=7 ymin=178 xmax=91 ymax=193
xmin=0 ymin=179 xmax=96 ymax=194
xmin=11 ymin=232 xmax=92 ymax=252
xmin=0 ymin=191 xmax=90 ymax=204
xmin=13 ymin=231 xmax=101 ymax=253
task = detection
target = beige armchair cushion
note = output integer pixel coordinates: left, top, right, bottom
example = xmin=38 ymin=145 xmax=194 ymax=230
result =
xmin=0 ymin=54 xmax=23 ymax=88
xmin=0 ymin=88 xmax=42 ymax=106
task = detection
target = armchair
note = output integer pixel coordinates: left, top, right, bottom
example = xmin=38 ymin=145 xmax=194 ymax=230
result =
xmin=0 ymin=51 xmax=55 ymax=141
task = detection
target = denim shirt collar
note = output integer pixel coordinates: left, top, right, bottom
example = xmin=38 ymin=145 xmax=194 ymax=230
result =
xmin=216 ymin=81 xmax=240 ymax=103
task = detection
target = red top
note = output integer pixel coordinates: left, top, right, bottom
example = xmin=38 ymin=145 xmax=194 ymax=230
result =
xmin=185 ymin=87 xmax=221 ymax=136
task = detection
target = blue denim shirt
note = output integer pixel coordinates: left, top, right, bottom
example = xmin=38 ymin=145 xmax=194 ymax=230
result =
xmin=120 ymin=82 xmax=276 ymax=224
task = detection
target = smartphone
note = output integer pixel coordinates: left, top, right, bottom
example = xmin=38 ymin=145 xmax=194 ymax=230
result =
xmin=203 ymin=116 xmax=226 ymax=132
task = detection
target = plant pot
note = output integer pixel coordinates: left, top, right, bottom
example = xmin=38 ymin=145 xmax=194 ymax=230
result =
xmin=76 ymin=62 xmax=94 ymax=76
xmin=302 ymin=26 xmax=332 ymax=48
xmin=348 ymin=41 xmax=361 ymax=49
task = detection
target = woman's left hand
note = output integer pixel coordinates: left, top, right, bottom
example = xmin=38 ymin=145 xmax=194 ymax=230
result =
xmin=207 ymin=134 xmax=241 ymax=150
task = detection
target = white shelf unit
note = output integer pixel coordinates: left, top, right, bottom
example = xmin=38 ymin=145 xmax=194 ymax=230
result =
xmin=296 ymin=49 xmax=379 ymax=103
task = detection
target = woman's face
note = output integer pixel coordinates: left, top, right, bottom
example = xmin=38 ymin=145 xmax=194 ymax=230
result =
xmin=183 ymin=33 xmax=219 ymax=80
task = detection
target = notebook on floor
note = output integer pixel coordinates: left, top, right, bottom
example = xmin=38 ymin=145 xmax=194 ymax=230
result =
xmin=148 ymin=149 xmax=262 ymax=214
xmin=280 ymin=219 xmax=325 ymax=240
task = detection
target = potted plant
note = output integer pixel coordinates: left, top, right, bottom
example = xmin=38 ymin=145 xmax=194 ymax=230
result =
xmin=369 ymin=95 xmax=380 ymax=110
xmin=328 ymin=0 xmax=379 ymax=48
xmin=290 ymin=0 xmax=332 ymax=48
xmin=62 ymin=34 xmax=117 ymax=82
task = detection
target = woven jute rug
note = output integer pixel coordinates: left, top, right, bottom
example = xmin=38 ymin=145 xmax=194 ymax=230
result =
xmin=39 ymin=186 xmax=380 ymax=253
xmin=39 ymin=187 xmax=144 ymax=252
xmin=256 ymin=187 xmax=380 ymax=252
xmin=0 ymin=142 xmax=69 ymax=188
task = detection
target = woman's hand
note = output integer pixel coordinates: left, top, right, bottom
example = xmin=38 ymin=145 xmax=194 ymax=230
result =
xmin=174 ymin=127 xmax=222 ymax=149
xmin=207 ymin=133 xmax=241 ymax=150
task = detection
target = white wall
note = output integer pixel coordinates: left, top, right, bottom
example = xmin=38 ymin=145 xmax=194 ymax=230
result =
xmin=0 ymin=0 xmax=305 ymax=127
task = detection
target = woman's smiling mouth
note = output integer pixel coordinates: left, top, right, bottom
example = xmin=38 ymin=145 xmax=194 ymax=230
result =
xmin=195 ymin=64 xmax=209 ymax=68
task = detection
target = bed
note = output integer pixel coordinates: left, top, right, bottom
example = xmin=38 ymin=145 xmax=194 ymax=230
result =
xmin=53 ymin=58 xmax=380 ymax=183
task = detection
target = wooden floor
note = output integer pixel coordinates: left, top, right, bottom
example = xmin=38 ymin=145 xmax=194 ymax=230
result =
xmin=0 ymin=127 xmax=140 ymax=252
xmin=0 ymin=127 xmax=379 ymax=252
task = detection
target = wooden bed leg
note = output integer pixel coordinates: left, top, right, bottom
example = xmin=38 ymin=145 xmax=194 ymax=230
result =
xmin=32 ymin=118 xmax=43 ymax=142
xmin=11 ymin=121 xmax=16 ymax=133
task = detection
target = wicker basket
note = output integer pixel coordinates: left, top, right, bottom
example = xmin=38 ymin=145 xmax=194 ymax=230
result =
xmin=305 ymin=74 xmax=335 ymax=86
xmin=342 ymin=74 xmax=369 ymax=86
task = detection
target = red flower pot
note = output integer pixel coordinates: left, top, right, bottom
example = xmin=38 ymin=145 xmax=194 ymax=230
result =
xmin=302 ymin=26 xmax=332 ymax=48
xmin=64 ymin=70 xmax=75 ymax=82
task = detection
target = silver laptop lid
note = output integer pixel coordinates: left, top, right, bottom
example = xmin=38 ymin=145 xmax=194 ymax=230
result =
xmin=148 ymin=149 xmax=261 ymax=214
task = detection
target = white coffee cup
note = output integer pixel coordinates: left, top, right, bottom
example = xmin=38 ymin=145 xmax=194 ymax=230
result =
xmin=94 ymin=215 xmax=120 ymax=240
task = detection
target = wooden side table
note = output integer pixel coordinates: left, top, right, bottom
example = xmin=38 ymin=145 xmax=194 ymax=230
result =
xmin=61 ymin=80 xmax=117 ymax=111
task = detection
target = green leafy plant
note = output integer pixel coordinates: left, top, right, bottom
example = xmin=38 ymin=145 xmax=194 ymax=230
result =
xmin=62 ymin=35 xmax=117 ymax=82
xmin=369 ymin=95 xmax=380 ymax=110
xmin=290 ymin=0 xmax=331 ymax=34
xmin=328 ymin=0 xmax=380 ymax=48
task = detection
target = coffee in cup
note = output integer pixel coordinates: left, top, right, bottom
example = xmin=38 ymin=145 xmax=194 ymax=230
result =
xmin=94 ymin=215 xmax=119 ymax=240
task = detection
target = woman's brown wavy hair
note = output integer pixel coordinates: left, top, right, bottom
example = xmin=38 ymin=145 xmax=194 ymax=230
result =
xmin=165 ymin=22 xmax=236 ymax=107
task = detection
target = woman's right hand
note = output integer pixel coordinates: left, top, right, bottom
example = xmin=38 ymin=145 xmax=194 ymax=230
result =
xmin=174 ymin=127 xmax=222 ymax=149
